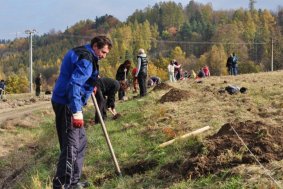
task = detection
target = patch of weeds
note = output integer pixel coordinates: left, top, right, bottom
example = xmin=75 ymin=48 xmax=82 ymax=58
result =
xmin=21 ymin=172 xmax=52 ymax=189
xmin=220 ymin=176 xmax=243 ymax=189
xmin=255 ymin=128 xmax=268 ymax=139
xmin=192 ymin=174 xmax=215 ymax=187
xmin=184 ymin=137 xmax=205 ymax=155
xmin=177 ymin=173 xmax=243 ymax=189
xmin=0 ymin=158 xmax=10 ymax=168
xmin=147 ymin=147 xmax=168 ymax=164
xmin=234 ymin=146 xmax=248 ymax=160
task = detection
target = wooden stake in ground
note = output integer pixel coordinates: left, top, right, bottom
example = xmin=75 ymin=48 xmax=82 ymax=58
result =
xmin=159 ymin=126 xmax=210 ymax=148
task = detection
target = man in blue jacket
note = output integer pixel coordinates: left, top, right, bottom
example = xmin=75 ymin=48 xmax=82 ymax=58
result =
xmin=51 ymin=36 xmax=112 ymax=189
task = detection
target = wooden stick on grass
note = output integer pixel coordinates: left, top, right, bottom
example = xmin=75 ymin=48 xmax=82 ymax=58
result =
xmin=159 ymin=126 xmax=211 ymax=148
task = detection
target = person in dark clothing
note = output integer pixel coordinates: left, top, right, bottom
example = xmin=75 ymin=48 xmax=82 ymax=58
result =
xmin=174 ymin=61 xmax=181 ymax=80
xmin=226 ymin=54 xmax=233 ymax=75
xmin=0 ymin=80 xmax=5 ymax=100
xmin=135 ymin=48 xmax=148 ymax=97
xmin=148 ymin=76 xmax=161 ymax=87
xmin=51 ymin=36 xmax=112 ymax=189
xmin=94 ymin=77 xmax=121 ymax=124
xmin=35 ymin=73 xmax=42 ymax=96
xmin=197 ymin=68 xmax=205 ymax=78
xmin=115 ymin=60 xmax=131 ymax=100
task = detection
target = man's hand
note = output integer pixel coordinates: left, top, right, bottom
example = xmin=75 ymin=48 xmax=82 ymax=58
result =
xmin=93 ymin=86 xmax=97 ymax=95
xmin=72 ymin=111 xmax=84 ymax=128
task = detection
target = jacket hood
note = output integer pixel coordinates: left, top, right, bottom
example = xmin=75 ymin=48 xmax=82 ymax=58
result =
xmin=138 ymin=53 xmax=147 ymax=57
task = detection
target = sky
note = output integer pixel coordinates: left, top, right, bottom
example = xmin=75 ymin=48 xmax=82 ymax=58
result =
xmin=0 ymin=0 xmax=282 ymax=40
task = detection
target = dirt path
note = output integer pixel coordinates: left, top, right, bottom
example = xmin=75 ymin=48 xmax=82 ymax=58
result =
xmin=0 ymin=99 xmax=53 ymax=188
xmin=0 ymin=101 xmax=51 ymax=123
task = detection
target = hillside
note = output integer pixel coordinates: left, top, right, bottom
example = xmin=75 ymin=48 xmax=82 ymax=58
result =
xmin=1 ymin=1 xmax=283 ymax=94
xmin=1 ymin=71 xmax=283 ymax=188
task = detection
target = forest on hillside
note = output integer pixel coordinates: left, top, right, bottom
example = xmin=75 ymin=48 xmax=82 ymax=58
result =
xmin=0 ymin=0 xmax=282 ymax=93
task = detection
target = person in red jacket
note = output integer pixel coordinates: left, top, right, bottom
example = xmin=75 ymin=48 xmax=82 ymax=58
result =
xmin=202 ymin=65 xmax=210 ymax=77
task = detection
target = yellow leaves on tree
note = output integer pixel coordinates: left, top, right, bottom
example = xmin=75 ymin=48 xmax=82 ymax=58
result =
xmin=148 ymin=63 xmax=167 ymax=81
xmin=197 ymin=45 xmax=227 ymax=76
xmin=170 ymin=46 xmax=186 ymax=65
xmin=5 ymin=74 xmax=29 ymax=93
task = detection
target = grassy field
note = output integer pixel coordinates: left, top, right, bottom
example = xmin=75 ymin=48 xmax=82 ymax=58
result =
xmin=1 ymin=70 xmax=283 ymax=189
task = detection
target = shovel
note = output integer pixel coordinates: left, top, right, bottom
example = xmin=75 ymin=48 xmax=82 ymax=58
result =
xmin=91 ymin=93 xmax=122 ymax=176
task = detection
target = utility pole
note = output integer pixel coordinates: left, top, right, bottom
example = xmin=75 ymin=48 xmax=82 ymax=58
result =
xmin=25 ymin=29 xmax=36 ymax=93
xmin=271 ymin=38 xmax=274 ymax=72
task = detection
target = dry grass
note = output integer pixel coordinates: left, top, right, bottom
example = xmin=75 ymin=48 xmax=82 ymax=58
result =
xmin=1 ymin=71 xmax=283 ymax=188
xmin=147 ymin=71 xmax=283 ymax=136
xmin=141 ymin=70 xmax=283 ymax=187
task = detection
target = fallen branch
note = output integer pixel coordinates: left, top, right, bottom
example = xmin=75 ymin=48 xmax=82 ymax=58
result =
xmin=159 ymin=126 xmax=210 ymax=148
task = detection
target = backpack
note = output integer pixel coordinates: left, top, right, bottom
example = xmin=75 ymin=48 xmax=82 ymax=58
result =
xmin=225 ymin=85 xmax=240 ymax=95
xmin=225 ymin=85 xmax=247 ymax=95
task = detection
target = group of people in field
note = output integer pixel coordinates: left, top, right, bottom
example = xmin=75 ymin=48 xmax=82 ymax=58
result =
xmin=167 ymin=59 xmax=211 ymax=82
xmin=115 ymin=54 xmax=161 ymax=101
xmin=166 ymin=52 xmax=239 ymax=83
xmin=50 ymin=36 xmax=155 ymax=189
xmin=226 ymin=52 xmax=238 ymax=76
xmin=0 ymin=73 xmax=42 ymax=98
xmin=42 ymin=34 xmax=241 ymax=189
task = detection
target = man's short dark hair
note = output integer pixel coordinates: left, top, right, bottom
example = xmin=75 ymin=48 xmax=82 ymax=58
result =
xmin=91 ymin=36 xmax=112 ymax=50
xmin=124 ymin=60 xmax=131 ymax=66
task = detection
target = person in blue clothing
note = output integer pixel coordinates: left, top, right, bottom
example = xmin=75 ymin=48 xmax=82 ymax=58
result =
xmin=0 ymin=80 xmax=5 ymax=99
xmin=232 ymin=52 xmax=238 ymax=76
xmin=51 ymin=36 xmax=112 ymax=189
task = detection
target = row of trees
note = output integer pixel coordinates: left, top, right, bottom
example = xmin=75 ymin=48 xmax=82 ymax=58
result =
xmin=0 ymin=0 xmax=282 ymax=93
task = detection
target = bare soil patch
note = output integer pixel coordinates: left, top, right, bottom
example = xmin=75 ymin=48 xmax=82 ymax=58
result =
xmin=159 ymin=88 xmax=192 ymax=103
xmin=159 ymin=120 xmax=283 ymax=181
xmin=123 ymin=159 xmax=159 ymax=176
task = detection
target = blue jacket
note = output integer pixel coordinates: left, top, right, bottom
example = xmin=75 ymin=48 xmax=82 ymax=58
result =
xmin=52 ymin=44 xmax=99 ymax=113
xmin=0 ymin=82 xmax=5 ymax=90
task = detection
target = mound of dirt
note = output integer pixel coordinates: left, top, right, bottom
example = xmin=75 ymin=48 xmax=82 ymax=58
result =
xmin=153 ymin=82 xmax=173 ymax=91
xmin=159 ymin=88 xmax=191 ymax=103
xmin=159 ymin=120 xmax=283 ymax=181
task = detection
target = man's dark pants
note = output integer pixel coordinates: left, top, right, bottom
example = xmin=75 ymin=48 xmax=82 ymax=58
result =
xmin=94 ymin=90 xmax=107 ymax=123
xmin=118 ymin=88 xmax=125 ymax=100
xmin=138 ymin=74 xmax=147 ymax=97
xmin=52 ymin=101 xmax=87 ymax=189
xmin=36 ymin=86 xmax=40 ymax=96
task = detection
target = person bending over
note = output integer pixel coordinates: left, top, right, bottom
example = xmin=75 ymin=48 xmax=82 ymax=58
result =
xmin=94 ymin=77 xmax=121 ymax=124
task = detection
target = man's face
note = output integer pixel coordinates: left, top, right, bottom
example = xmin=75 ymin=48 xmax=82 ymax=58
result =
xmin=93 ymin=45 xmax=110 ymax=59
